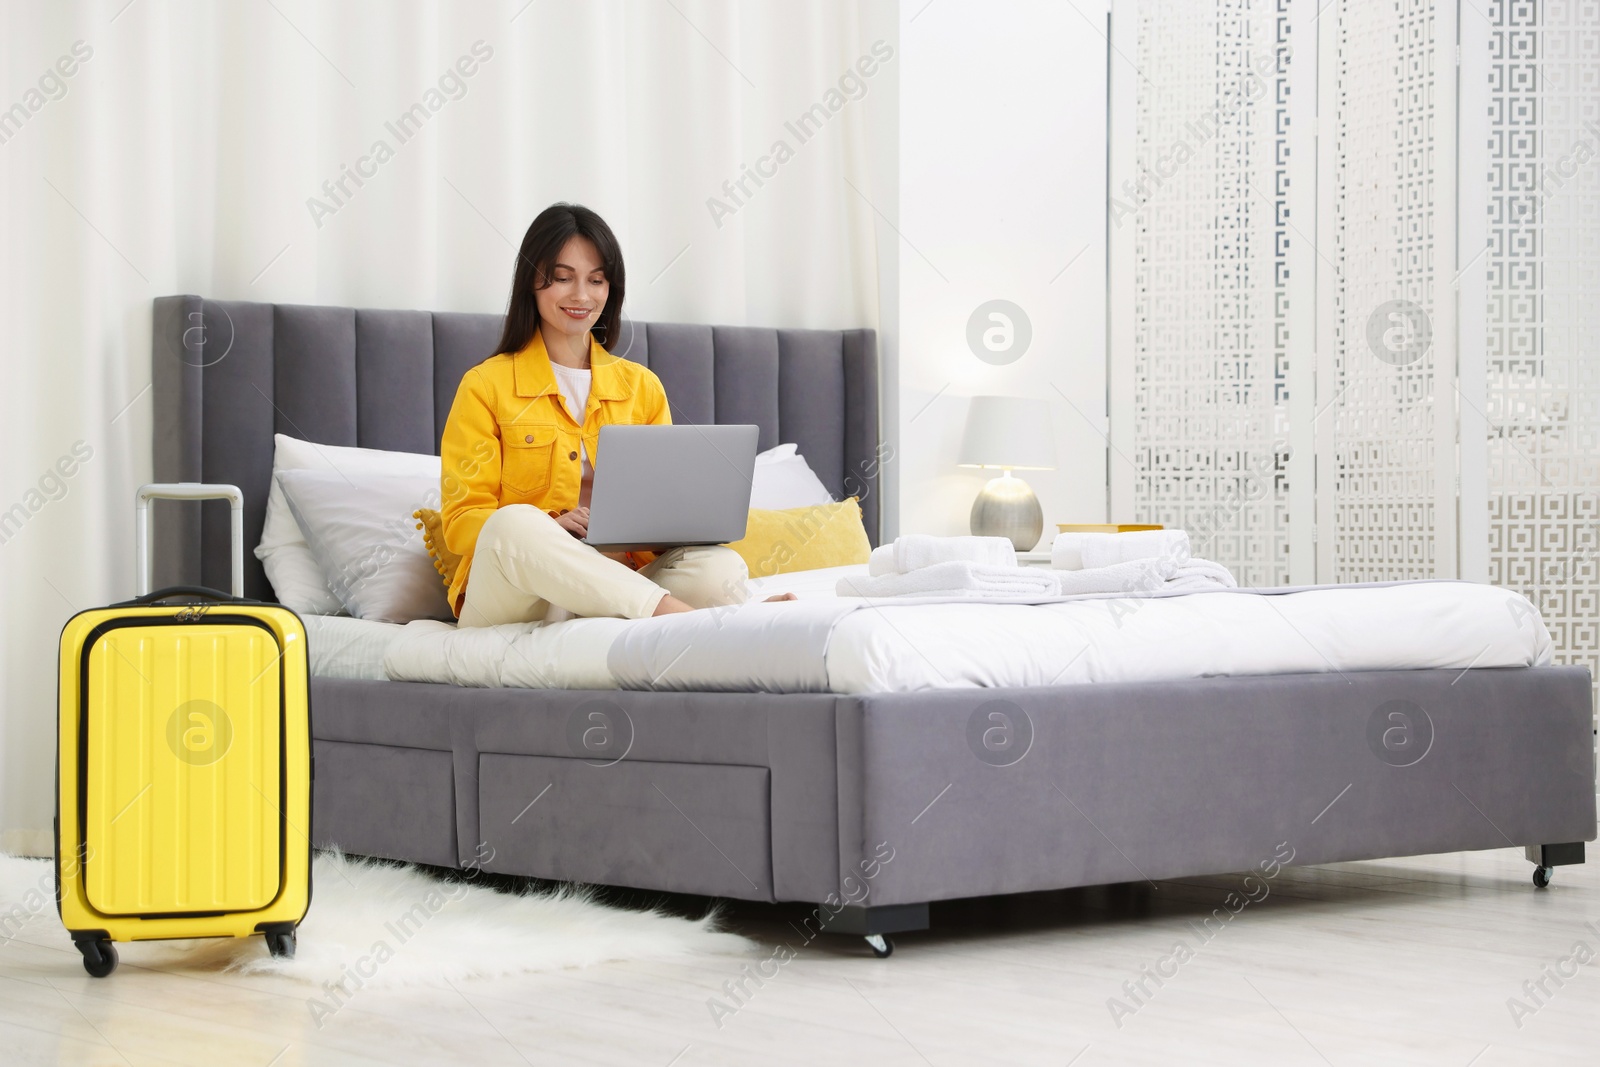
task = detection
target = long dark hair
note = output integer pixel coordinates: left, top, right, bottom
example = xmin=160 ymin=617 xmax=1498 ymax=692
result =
xmin=494 ymin=203 xmax=626 ymax=356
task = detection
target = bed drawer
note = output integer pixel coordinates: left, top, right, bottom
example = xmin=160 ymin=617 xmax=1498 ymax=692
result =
xmin=312 ymin=740 xmax=457 ymax=868
xmin=478 ymin=754 xmax=774 ymax=902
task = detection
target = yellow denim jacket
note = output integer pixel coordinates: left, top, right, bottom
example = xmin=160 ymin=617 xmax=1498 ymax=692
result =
xmin=438 ymin=330 xmax=671 ymax=615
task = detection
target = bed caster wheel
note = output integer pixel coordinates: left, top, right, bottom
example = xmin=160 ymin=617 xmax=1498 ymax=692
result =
xmin=265 ymin=929 xmax=297 ymax=959
xmin=1533 ymin=866 xmax=1553 ymax=889
xmin=865 ymin=934 xmax=893 ymax=958
xmin=78 ymin=939 xmax=118 ymax=978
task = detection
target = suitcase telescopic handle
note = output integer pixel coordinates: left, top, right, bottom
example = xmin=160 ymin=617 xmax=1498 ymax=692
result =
xmin=136 ymin=483 xmax=245 ymax=598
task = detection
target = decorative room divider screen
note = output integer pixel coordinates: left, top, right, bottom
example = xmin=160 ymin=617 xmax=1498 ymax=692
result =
xmin=1474 ymin=0 xmax=1599 ymax=717
xmin=1108 ymin=0 xmax=1597 ymax=710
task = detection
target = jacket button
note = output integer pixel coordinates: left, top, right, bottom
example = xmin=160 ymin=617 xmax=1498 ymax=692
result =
xmin=524 ymin=434 xmax=534 ymax=443
xmin=568 ymin=450 xmax=578 ymax=460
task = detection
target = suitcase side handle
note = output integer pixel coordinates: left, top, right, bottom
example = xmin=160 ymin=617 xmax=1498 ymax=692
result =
xmin=136 ymin=483 xmax=244 ymax=598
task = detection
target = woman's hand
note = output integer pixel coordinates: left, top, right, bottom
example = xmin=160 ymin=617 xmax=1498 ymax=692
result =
xmin=553 ymin=509 xmax=634 ymax=567
xmin=552 ymin=507 xmax=589 ymax=538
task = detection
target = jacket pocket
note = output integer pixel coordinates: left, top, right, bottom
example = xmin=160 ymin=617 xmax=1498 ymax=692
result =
xmin=500 ymin=423 xmax=557 ymax=495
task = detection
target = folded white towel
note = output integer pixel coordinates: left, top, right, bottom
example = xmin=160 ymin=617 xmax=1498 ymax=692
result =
xmin=868 ymin=534 xmax=1017 ymax=576
xmin=1053 ymin=557 xmax=1176 ymax=595
xmin=1051 ymin=529 xmax=1192 ymax=570
xmin=840 ymin=560 xmax=1058 ymax=598
xmin=841 ymin=554 xmax=1237 ymax=600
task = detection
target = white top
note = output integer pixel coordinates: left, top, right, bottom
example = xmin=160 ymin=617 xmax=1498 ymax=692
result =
xmin=551 ymin=363 xmax=592 ymax=422
xmin=550 ymin=363 xmax=594 ymax=506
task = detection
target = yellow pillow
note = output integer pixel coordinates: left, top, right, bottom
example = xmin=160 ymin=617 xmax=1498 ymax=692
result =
xmin=726 ymin=498 xmax=872 ymax=578
xmin=414 ymin=508 xmax=462 ymax=590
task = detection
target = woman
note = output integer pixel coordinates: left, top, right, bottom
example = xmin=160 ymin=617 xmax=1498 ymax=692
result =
xmin=439 ymin=203 xmax=788 ymax=626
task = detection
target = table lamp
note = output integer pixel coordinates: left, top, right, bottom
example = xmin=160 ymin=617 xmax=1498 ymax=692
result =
xmin=957 ymin=396 xmax=1056 ymax=550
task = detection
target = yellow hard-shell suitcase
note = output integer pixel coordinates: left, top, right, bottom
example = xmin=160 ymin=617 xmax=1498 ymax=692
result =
xmin=57 ymin=483 xmax=311 ymax=977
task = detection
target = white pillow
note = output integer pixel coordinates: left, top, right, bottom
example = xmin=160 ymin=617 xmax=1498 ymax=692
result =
xmin=749 ymin=443 xmax=834 ymax=510
xmin=276 ymin=469 xmax=453 ymax=623
xmin=255 ymin=434 xmax=440 ymax=614
xmin=257 ymin=436 xmax=824 ymax=611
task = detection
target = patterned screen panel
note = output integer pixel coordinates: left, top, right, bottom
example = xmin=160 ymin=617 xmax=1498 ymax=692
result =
xmin=1328 ymin=0 xmax=1444 ymax=583
xmin=1129 ymin=0 xmax=1293 ymax=589
xmin=1125 ymin=0 xmax=1595 ymax=719
xmin=1484 ymin=0 xmax=1599 ymax=710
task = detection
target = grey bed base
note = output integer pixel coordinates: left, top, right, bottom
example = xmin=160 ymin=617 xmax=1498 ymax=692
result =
xmin=307 ymin=664 xmax=1596 ymax=943
xmin=152 ymin=294 xmax=1595 ymax=950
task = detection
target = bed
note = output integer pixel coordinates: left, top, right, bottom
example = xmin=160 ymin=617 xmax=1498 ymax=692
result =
xmin=149 ymin=295 xmax=1595 ymax=954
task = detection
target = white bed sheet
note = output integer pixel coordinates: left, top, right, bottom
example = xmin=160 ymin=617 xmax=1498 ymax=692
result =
xmin=302 ymin=613 xmax=406 ymax=680
xmin=376 ymin=565 xmax=1553 ymax=694
xmin=821 ymin=580 xmax=1552 ymax=693
xmin=385 ymin=615 xmax=626 ymax=689
xmin=747 ymin=563 xmax=864 ymax=599
xmin=376 ymin=564 xmax=869 ymax=689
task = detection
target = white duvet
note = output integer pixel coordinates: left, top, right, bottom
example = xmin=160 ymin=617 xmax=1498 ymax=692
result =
xmin=373 ymin=565 xmax=1553 ymax=695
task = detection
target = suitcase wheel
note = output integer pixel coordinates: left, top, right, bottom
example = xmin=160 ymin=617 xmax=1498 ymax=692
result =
xmin=265 ymin=928 xmax=297 ymax=960
xmin=77 ymin=938 xmax=118 ymax=978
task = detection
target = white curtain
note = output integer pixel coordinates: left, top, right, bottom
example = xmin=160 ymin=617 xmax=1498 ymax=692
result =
xmin=0 ymin=0 xmax=896 ymax=852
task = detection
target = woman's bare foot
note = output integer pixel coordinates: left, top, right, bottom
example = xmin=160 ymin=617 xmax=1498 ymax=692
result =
xmin=652 ymin=592 xmax=795 ymax=616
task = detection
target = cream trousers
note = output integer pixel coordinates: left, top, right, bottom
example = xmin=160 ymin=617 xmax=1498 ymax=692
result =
xmin=457 ymin=504 xmax=750 ymax=627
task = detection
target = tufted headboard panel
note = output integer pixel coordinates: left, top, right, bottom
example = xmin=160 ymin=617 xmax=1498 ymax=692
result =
xmin=150 ymin=296 xmax=880 ymax=600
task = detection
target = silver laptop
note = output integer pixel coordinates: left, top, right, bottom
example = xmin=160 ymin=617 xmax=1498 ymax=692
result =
xmin=582 ymin=424 xmax=759 ymax=551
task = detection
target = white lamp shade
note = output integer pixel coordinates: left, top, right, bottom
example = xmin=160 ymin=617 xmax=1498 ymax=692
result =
xmin=957 ymin=396 xmax=1057 ymax=470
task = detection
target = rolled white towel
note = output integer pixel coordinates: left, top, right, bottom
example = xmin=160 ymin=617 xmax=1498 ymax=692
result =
xmin=840 ymin=560 xmax=1057 ymax=598
xmin=1049 ymin=536 xmax=1084 ymax=570
xmin=1052 ymin=529 xmax=1191 ymax=570
xmin=868 ymin=534 xmax=1017 ymax=576
xmin=1167 ymin=557 xmax=1238 ymax=590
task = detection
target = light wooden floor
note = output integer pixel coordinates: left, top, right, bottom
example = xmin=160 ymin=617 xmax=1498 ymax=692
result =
xmin=2 ymin=842 xmax=1597 ymax=1066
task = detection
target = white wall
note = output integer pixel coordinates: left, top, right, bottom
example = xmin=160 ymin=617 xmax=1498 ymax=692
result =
xmin=0 ymin=0 xmax=897 ymax=852
xmin=891 ymin=0 xmax=1108 ymax=543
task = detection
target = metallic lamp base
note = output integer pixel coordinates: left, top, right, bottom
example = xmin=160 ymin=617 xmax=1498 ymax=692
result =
xmin=970 ymin=474 xmax=1043 ymax=551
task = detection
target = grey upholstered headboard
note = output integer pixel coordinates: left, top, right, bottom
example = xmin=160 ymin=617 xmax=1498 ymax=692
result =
xmin=150 ymin=296 xmax=880 ymax=600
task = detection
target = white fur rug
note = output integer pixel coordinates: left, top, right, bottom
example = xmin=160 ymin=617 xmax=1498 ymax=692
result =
xmin=2 ymin=850 xmax=753 ymax=987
